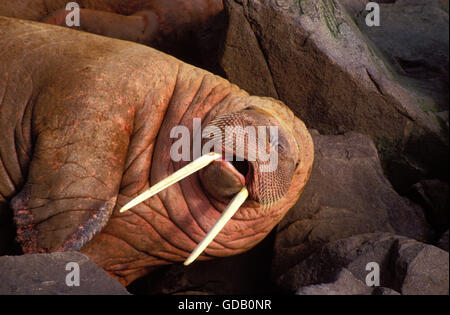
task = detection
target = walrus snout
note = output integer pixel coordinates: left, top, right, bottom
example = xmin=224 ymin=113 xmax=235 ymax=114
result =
xmin=201 ymin=108 xmax=299 ymax=209
xmin=199 ymin=158 xmax=246 ymax=199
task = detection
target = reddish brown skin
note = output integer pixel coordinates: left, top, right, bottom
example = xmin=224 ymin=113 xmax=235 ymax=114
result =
xmin=0 ymin=17 xmax=314 ymax=286
xmin=0 ymin=0 xmax=224 ymax=51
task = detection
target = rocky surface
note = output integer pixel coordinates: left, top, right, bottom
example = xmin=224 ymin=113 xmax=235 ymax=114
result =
xmin=220 ymin=0 xmax=449 ymax=192
xmin=0 ymin=252 xmax=129 ymax=295
xmin=278 ymin=232 xmax=449 ymax=295
xmin=438 ymin=230 xmax=449 ymax=252
xmin=272 ymin=130 xmax=433 ymax=277
xmin=248 ymin=1 xmax=449 ymax=295
xmin=127 ymin=231 xmax=277 ymax=295
xmin=410 ymin=179 xmax=449 ymax=235
xmin=296 ymin=268 xmax=400 ymax=295
xmin=341 ymin=0 xmax=449 ymax=110
xmin=296 ymin=268 xmax=372 ymax=295
xmin=394 ymin=235 xmax=449 ymax=295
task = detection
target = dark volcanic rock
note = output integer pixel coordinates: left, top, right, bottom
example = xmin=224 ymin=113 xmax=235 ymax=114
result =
xmin=393 ymin=235 xmax=449 ymax=295
xmin=277 ymin=233 xmax=449 ymax=295
xmin=341 ymin=0 xmax=450 ymax=193
xmin=410 ymin=179 xmax=449 ymax=234
xmin=272 ymin=130 xmax=432 ymax=278
xmin=220 ymin=0 xmax=448 ymax=191
xmin=219 ymin=0 xmax=279 ymax=98
xmin=296 ymin=268 xmax=401 ymax=295
xmin=371 ymin=287 xmax=402 ymax=296
xmin=0 ymin=252 xmax=129 ymax=295
xmin=296 ymin=268 xmax=373 ymax=295
xmin=341 ymin=0 xmax=449 ymax=110
xmin=438 ymin=230 xmax=449 ymax=252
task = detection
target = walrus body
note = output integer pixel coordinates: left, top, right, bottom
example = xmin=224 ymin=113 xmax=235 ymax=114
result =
xmin=0 ymin=0 xmax=224 ymax=66
xmin=0 ymin=17 xmax=313 ymax=286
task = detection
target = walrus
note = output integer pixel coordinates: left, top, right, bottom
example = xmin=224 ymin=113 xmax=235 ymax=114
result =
xmin=0 ymin=17 xmax=314 ymax=286
xmin=0 ymin=0 xmax=224 ymax=66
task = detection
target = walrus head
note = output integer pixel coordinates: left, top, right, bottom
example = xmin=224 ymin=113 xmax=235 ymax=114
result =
xmin=118 ymin=98 xmax=312 ymax=266
xmin=111 ymin=91 xmax=314 ymax=275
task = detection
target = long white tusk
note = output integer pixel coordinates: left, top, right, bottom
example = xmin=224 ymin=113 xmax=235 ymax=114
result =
xmin=120 ymin=152 xmax=222 ymax=213
xmin=183 ymin=187 xmax=249 ymax=266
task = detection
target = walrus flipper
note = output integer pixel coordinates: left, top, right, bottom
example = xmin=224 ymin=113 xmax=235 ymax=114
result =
xmin=10 ymin=91 xmax=132 ymax=254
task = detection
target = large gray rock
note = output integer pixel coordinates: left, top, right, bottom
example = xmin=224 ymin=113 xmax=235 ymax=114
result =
xmin=296 ymin=268 xmax=372 ymax=295
xmin=296 ymin=268 xmax=400 ymax=295
xmin=219 ymin=0 xmax=278 ymax=98
xmin=278 ymin=233 xmax=449 ymax=295
xmin=272 ymin=130 xmax=432 ymax=277
xmin=0 ymin=252 xmax=129 ymax=295
xmin=393 ymin=235 xmax=449 ymax=295
xmin=220 ymin=0 xmax=448 ymax=190
xmin=341 ymin=0 xmax=449 ymax=109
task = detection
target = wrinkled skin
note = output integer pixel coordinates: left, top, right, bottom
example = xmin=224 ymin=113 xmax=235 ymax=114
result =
xmin=0 ymin=0 xmax=224 ymax=62
xmin=0 ymin=17 xmax=314 ymax=286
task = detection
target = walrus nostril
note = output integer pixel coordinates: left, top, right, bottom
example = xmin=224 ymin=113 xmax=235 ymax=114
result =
xmin=231 ymin=160 xmax=249 ymax=178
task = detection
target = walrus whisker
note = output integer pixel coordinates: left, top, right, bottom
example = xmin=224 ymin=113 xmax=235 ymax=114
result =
xmin=120 ymin=152 xmax=222 ymax=213
xmin=184 ymin=187 xmax=249 ymax=266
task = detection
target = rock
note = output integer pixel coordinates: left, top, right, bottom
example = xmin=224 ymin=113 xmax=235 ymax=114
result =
xmin=276 ymin=232 xmax=400 ymax=292
xmin=220 ymin=0 xmax=448 ymax=191
xmin=127 ymin=231 xmax=277 ymax=295
xmin=296 ymin=268 xmax=372 ymax=295
xmin=438 ymin=230 xmax=449 ymax=252
xmin=277 ymin=232 xmax=449 ymax=295
xmin=219 ymin=0 xmax=278 ymax=98
xmin=371 ymin=287 xmax=401 ymax=296
xmin=342 ymin=0 xmax=449 ymax=109
xmin=341 ymin=0 xmax=450 ymax=194
xmin=394 ymin=237 xmax=449 ymax=295
xmin=296 ymin=268 xmax=402 ymax=295
xmin=337 ymin=0 xmax=366 ymax=17
xmin=0 ymin=252 xmax=129 ymax=295
xmin=410 ymin=180 xmax=449 ymax=234
xmin=272 ymin=130 xmax=432 ymax=277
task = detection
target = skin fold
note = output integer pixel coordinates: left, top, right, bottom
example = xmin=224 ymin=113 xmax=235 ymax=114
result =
xmin=0 ymin=17 xmax=313 ymax=286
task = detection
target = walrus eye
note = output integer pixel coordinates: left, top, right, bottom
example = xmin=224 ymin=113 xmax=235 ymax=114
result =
xmin=270 ymin=135 xmax=285 ymax=154
xmin=295 ymin=160 xmax=300 ymax=169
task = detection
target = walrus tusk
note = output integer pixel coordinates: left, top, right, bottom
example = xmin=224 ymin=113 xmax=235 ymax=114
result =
xmin=120 ymin=151 xmax=249 ymax=265
xmin=184 ymin=187 xmax=249 ymax=266
xmin=120 ymin=152 xmax=222 ymax=213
